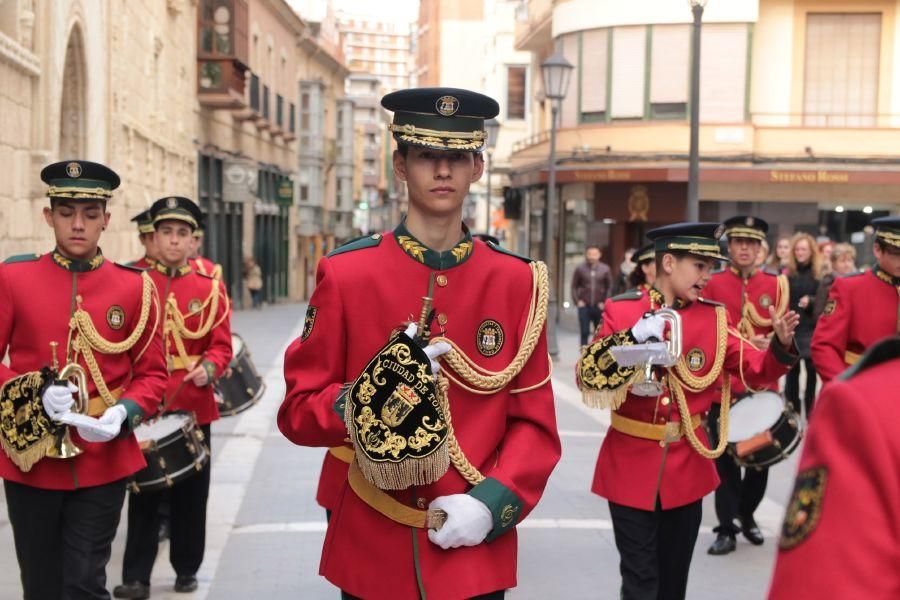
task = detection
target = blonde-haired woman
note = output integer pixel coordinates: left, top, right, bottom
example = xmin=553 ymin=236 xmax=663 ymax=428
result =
xmin=785 ymin=232 xmax=822 ymax=419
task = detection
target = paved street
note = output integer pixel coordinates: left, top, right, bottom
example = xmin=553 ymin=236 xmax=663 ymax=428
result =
xmin=0 ymin=303 xmax=801 ymax=599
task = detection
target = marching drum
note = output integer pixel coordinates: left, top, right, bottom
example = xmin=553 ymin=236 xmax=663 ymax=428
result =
xmin=215 ymin=333 xmax=266 ymax=417
xmin=726 ymin=391 xmax=802 ymax=470
xmin=129 ymin=412 xmax=209 ymax=493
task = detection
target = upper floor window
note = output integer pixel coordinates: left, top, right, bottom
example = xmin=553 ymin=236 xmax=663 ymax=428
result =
xmin=506 ymin=65 xmax=527 ymax=120
xmin=804 ymin=13 xmax=881 ymax=127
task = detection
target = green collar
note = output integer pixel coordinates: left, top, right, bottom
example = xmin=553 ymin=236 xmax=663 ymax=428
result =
xmin=51 ymin=249 xmax=104 ymax=272
xmin=649 ymin=286 xmax=686 ymax=310
xmin=873 ymin=266 xmax=900 ymax=287
xmin=154 ymin=261 xmax=193 ymax=278
xmin=393 ymin=220 xmax=474 ymax=270
xmin=729 ymin=265 xmax=756 ymax=280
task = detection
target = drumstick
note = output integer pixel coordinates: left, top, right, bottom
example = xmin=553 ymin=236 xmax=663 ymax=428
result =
xmin=162 ymin=354 xmax=207 ymax=413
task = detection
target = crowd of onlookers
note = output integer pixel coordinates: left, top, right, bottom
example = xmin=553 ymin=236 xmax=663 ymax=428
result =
xmin=574 ymin=232 xmax=865 ymax=421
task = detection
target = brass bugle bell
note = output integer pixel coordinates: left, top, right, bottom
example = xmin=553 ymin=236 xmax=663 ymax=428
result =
xmin=45 ymin=342 xmax=89 ymax=459
xmin=631 ymin=308 xmax=683 ymax=397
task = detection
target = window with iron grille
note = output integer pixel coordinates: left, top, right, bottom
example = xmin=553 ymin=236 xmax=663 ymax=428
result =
xmin=249 ymin=73 xmax=260 ymax=112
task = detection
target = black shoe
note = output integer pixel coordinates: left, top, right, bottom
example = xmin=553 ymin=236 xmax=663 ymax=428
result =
xmin=174 ymin=575 xmax=198 ymax=593
xmin=113 ymin=582 xmax=150 ymax=599
xmin=707 ymin=533 xmax=736 ymax=555
xmin=741 ymin=518 xmax=765 ymax=545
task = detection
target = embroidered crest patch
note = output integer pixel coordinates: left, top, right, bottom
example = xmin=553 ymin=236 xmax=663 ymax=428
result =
xmin=106 ymin=305 xmax=125 ymax=330
xmin=759 ymin=294 xmax=772 ymax=309
xmin=188 ymin=298 xmax=203 ymax=314
xmin=302 ymin=306 xmax=318 ymax=342
xmin=779 ymin=466 xmax=827 ymax=550
xmin=435 ymin=95 xmax=459 ymax=116
xmin=476 ymin=319 xmax=504 ymax=357
xmin=686 ymin=348 xmax=706 ymax=371
xmin=823 ymin=298 xmax=836 ymax=316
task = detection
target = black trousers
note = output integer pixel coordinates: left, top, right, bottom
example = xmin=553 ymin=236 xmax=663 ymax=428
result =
xmin=784 ymin=358 xmax=817 ymax=420
xmin=608 ymin=498 xmax=703 ymax=600
xmin=708 ymin=402 xmax=768 ymax=534
xmin=121 ymin=424 xmax=212 ymax=583
xmin=578 ymin=305 xmax=603 ymax=346
xmin=5 ymin=478 xmax=126 ymax=600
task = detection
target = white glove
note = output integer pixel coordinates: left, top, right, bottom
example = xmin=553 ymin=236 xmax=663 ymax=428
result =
xmin=630 ymin=313 xmax=667 ymax=343
xmin=427 ymin=494 xmax=493 ymax=549
xmin=42 ymin=382 xmax=77 ymax=420
xmin=403 ymin=323 xmax=451 ymax=375
xmin=75 ymin=405 xmax=127 ymax=443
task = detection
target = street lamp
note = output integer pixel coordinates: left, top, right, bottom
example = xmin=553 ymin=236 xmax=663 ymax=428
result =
xmin=687 ymin=0 xmax=708 ymax=221
xmin=483 ymin=118 xmax=501 ymax=233
xmin=540 ymin=50 xmax=574 ymax=358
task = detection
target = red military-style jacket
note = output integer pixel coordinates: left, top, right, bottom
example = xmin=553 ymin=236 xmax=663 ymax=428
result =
xmin=587 ymin=287 xmax=796 ymax=510
xmin=0 ymin=250 xmax=167 ymax=489
xmin=148 ymin=262 xmax=232 ymax=425
xmin=768 ymin=338 xmax=900 ymax=599
xmin=192 ymin=255 xmax=222 ymax=281
xmin=703 ymin=266 xmax=789 ymax=397
xmin=278 ymin=223 xmax=560 ymax=600
xmin=128 ymin=255 xmax=156 ymax=270
xmin=810 ymin=267 xmax=899 ymax=383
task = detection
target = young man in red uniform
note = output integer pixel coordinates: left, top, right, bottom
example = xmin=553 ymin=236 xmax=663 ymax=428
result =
xmin=114 ymin=196 xmax=232 ymax=599
xmin=0 ymin=160 xmax=167 ymax=599
xmin=701 ymin=216 xmax=789 ymax=554
xmin=811 ymin=216 xmax=900 ymax=383
xmin=278 ymin=88 xmax=560 ymax=600
xmin=768 ymin=335 xmax=900 ymax=599
xmin=578 ymin=222 xmax=799 ymax=600
xmin=128 ymin=208 xmax=158 ymax=270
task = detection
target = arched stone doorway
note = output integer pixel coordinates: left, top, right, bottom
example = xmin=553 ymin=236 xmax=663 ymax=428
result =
xmin=59 ymin=25 xmax=86 ymax=158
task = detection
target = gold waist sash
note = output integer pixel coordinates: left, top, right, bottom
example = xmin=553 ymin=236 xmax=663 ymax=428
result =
xmin=347 ymin=459 xmax=446 ymax=529
xmin=844 ymin=350 xmax=860 ymax=366
xmin=87 ymin=386 xmax=123 ymax=417
xmin=328 ymin=446 xmax=354 ymax=464
xmin=610 ymin=411 xmax=702 ymax=442
xmin=168 ymin=355 xmax=202 ymax=371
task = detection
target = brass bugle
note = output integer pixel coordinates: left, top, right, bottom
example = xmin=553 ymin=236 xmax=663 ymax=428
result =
xmin=46 ymin=342 xmax=89 ymax=459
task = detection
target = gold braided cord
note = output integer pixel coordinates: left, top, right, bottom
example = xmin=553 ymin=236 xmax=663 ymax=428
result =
xmin=68 ymin=272 xmax=156 ymax=407
xmin=743 ymin=274 xmax=789 ymax=329
xmin=133 ymin=285 xmax=162 ymax=363
xmin=729 ymin=325 xmax=768 ymax=394
xmin=389 ymin=123 xmax=486 ymax=140
xmin=431 ymin=261 xmax=549 ymax=393
xmin=662 ymin=305 xmax=730 ymax=458
xmin=71 ymin=272 xmax=154 ymax=354
xmin=427 ymin=261 xmax=550 ymax=485
xmin=436 ymin=374 xmax=485 ymax=487
xmin=669 ymin=372 xmax=731 ymax=459
xmin=671 ymin=306 xmax=728 ymax=392
xmin=165 ymin=280 xmax=229 ymax=370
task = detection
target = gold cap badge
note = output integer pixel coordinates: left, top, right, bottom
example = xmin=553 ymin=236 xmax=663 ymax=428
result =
xmin=436 ymin=95 xmax=459 ymax=116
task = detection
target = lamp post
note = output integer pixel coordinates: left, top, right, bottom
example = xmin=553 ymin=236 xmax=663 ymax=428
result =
xmin=483 ymin=118 xmax=500 ymax=233
xmin=687 ymin=0 xmax=708 ymax=221
xmin=540 ymin=50 xmax=574 ymax=358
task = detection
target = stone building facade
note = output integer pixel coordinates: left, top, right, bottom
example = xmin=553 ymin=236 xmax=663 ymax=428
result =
xmin=0 ymin=0 xmax=196 ymax=260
